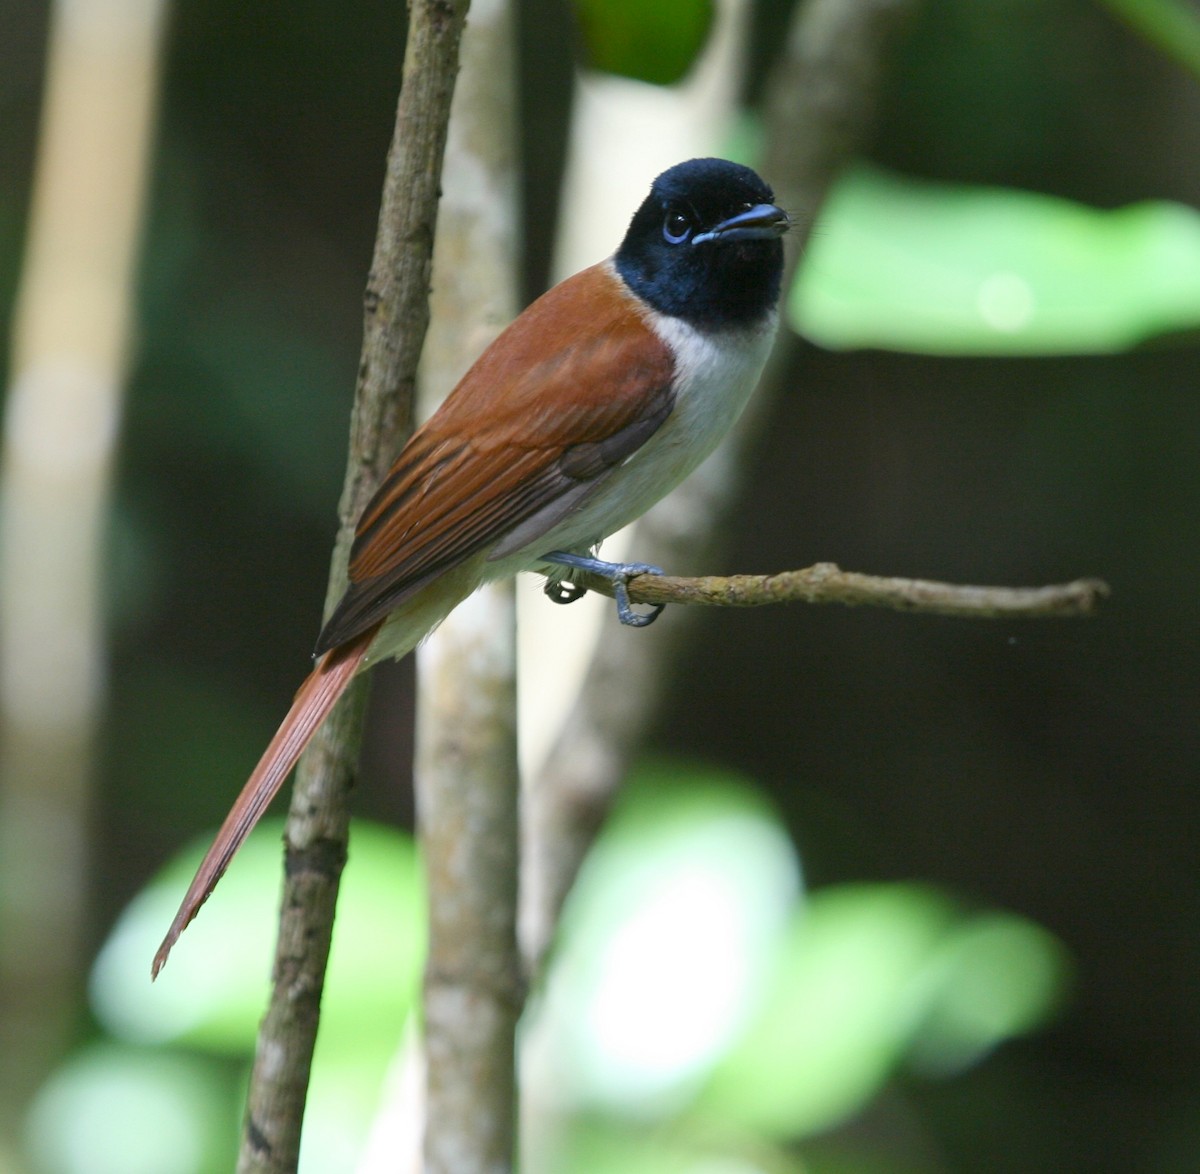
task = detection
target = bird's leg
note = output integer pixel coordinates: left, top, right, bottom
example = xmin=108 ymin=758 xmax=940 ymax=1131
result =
xmin=540 ymin=551 xmax=666 ymax=628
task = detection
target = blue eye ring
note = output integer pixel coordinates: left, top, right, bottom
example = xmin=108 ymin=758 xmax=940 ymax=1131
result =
xmin=662 ymin=209 xmax=693 ymax=244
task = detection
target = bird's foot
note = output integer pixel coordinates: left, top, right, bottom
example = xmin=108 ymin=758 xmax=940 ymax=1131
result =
xmin=541 ymin=551 xmax=666 ymax=628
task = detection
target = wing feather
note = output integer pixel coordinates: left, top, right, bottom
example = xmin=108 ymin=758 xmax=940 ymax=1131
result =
xmin=314 ymin=264 xmax=675 ymax=654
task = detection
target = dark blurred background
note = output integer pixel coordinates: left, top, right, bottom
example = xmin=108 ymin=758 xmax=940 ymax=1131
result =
xmin=2 ymin=0 xmax=1198 ymax=1169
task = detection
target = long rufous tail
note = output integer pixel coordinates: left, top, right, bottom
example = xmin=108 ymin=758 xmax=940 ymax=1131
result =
xmin=152 ymin=623 xmax=379 ymax=978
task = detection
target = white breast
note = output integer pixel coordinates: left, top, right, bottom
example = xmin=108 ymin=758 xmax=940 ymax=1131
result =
xmin=512 ymin=292 xmax=778 ymax=564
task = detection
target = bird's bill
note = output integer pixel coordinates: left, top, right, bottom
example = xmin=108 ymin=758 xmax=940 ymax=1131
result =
xmin=692 ymin=203 xmax=790 ymax=245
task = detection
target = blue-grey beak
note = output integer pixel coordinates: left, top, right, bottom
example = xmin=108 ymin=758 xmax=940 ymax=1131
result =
xmin=692 ymin=202 xmax=790 ymax=245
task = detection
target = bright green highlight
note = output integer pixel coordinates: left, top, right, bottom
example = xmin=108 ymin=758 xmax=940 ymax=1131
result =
xmin=792 ymin=165 xmax=1200 ymax=355
xmin=90 ymin=819 xmax=423 ymax=1052
xmin=701 ymin=884 xmax=1071 ymax=1138
xmin=24 ymin=1045 xmax=237 ymax=1174
xmin=37 ymin=770 xmax=1068 ymax=1172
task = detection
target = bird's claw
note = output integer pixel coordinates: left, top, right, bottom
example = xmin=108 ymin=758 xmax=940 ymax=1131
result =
xmin=541 ymin=552 xmax=667 ymax=628
xmin=544 ymin=579 xmax=588 ymax=606
xmin=613 ymin=578 xmax=665 ymax=627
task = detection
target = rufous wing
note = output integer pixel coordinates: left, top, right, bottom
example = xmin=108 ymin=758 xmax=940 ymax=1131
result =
xmin=315 ymin=263 xmax=676 ymax=653
xmin=154 ymin=268 xmax=674 ymax=975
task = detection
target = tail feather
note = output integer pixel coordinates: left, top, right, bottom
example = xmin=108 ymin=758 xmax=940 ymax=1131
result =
xmin=152 ymin=624 xmax=379 ymax=978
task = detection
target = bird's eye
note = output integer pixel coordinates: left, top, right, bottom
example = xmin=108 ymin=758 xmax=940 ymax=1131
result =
xmin=662 ymin=209 xmax=693 ymax=244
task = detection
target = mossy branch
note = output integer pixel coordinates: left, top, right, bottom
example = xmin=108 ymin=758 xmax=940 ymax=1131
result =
xmin=568 ymin=563 xmax=1109 ymax=620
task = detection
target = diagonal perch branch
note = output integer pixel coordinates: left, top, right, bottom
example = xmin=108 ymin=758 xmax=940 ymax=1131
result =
xmin=560 ymin=563 xmax=1110 ymax=620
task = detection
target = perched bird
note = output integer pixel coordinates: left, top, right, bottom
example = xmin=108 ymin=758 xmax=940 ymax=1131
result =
xmin=153 ymin=156 xmax=789 ymax=976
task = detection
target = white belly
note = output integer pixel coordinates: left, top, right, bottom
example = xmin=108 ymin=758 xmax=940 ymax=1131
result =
xmin=365 ymin=303 xmax=777 ymax=666
xmin=505 ymin=303 xmax=777 ymax=569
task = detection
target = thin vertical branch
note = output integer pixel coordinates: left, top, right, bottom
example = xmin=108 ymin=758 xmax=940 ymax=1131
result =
xmin=761 ymin=0 xmax=924 ymax=222
xmin=520 ymin=0 xmax=926 ymax=980
xmin=237 ymin=2 xmax=471 ymax=1170
xmin=0 ymin=0 xmax=166 ymax=1130
xmin=415 ymin=0 xmax=522 ymax=1169
xmin=417 ymin=585 xmax=521 ymax=1174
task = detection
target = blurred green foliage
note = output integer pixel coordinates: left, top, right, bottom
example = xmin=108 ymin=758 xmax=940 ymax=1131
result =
xmin=30 ymin=767 xmax=1067 ymax=1174
xmin=90 ymin=821 xmax=422 ymax=1052
xmin=701 ymin=884 xmax=1068 ymax=1139
xmin=24 ymin=1046 xmax=238 ymax=1174
xmin=572 ymin=0 xmax=715 ymax=84
xmin=1098 ymin=0 xmax=1200 ymax=78
xmin=792 ymin=165 xmax=1200 ymax=354
xmin=2 ymin=0 xmax=1198 ymax=1168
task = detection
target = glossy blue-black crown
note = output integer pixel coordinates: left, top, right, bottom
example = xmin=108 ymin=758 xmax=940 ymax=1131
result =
xmin=615 ymin=158 xmax=788 ymax=330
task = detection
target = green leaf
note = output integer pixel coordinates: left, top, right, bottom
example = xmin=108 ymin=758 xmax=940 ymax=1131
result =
xmin=908 ymin=913 xmax=1071 ymax=1076
xmin=1098 ymin=0 xmax=1200 ymax=81
xmin=530 ymin=763 xmax=800 ymax=1116
xmin=91 ymin=820 xmax=424 ymax=1054
xmin=699 ymin=882 xmax=1071 ymax=1139
xmin=791 ymin=165 xmax=1200 ymax=355
xmin=25 ymin=1044 xmax=237 ymax=1174
xmin=572 ymin=0 xmax=715 ymax=85
xmin=545 ymin=1118 xmax=805 ymax=1174
xmin=700 ymin=884 xmax=957 ymax=1138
